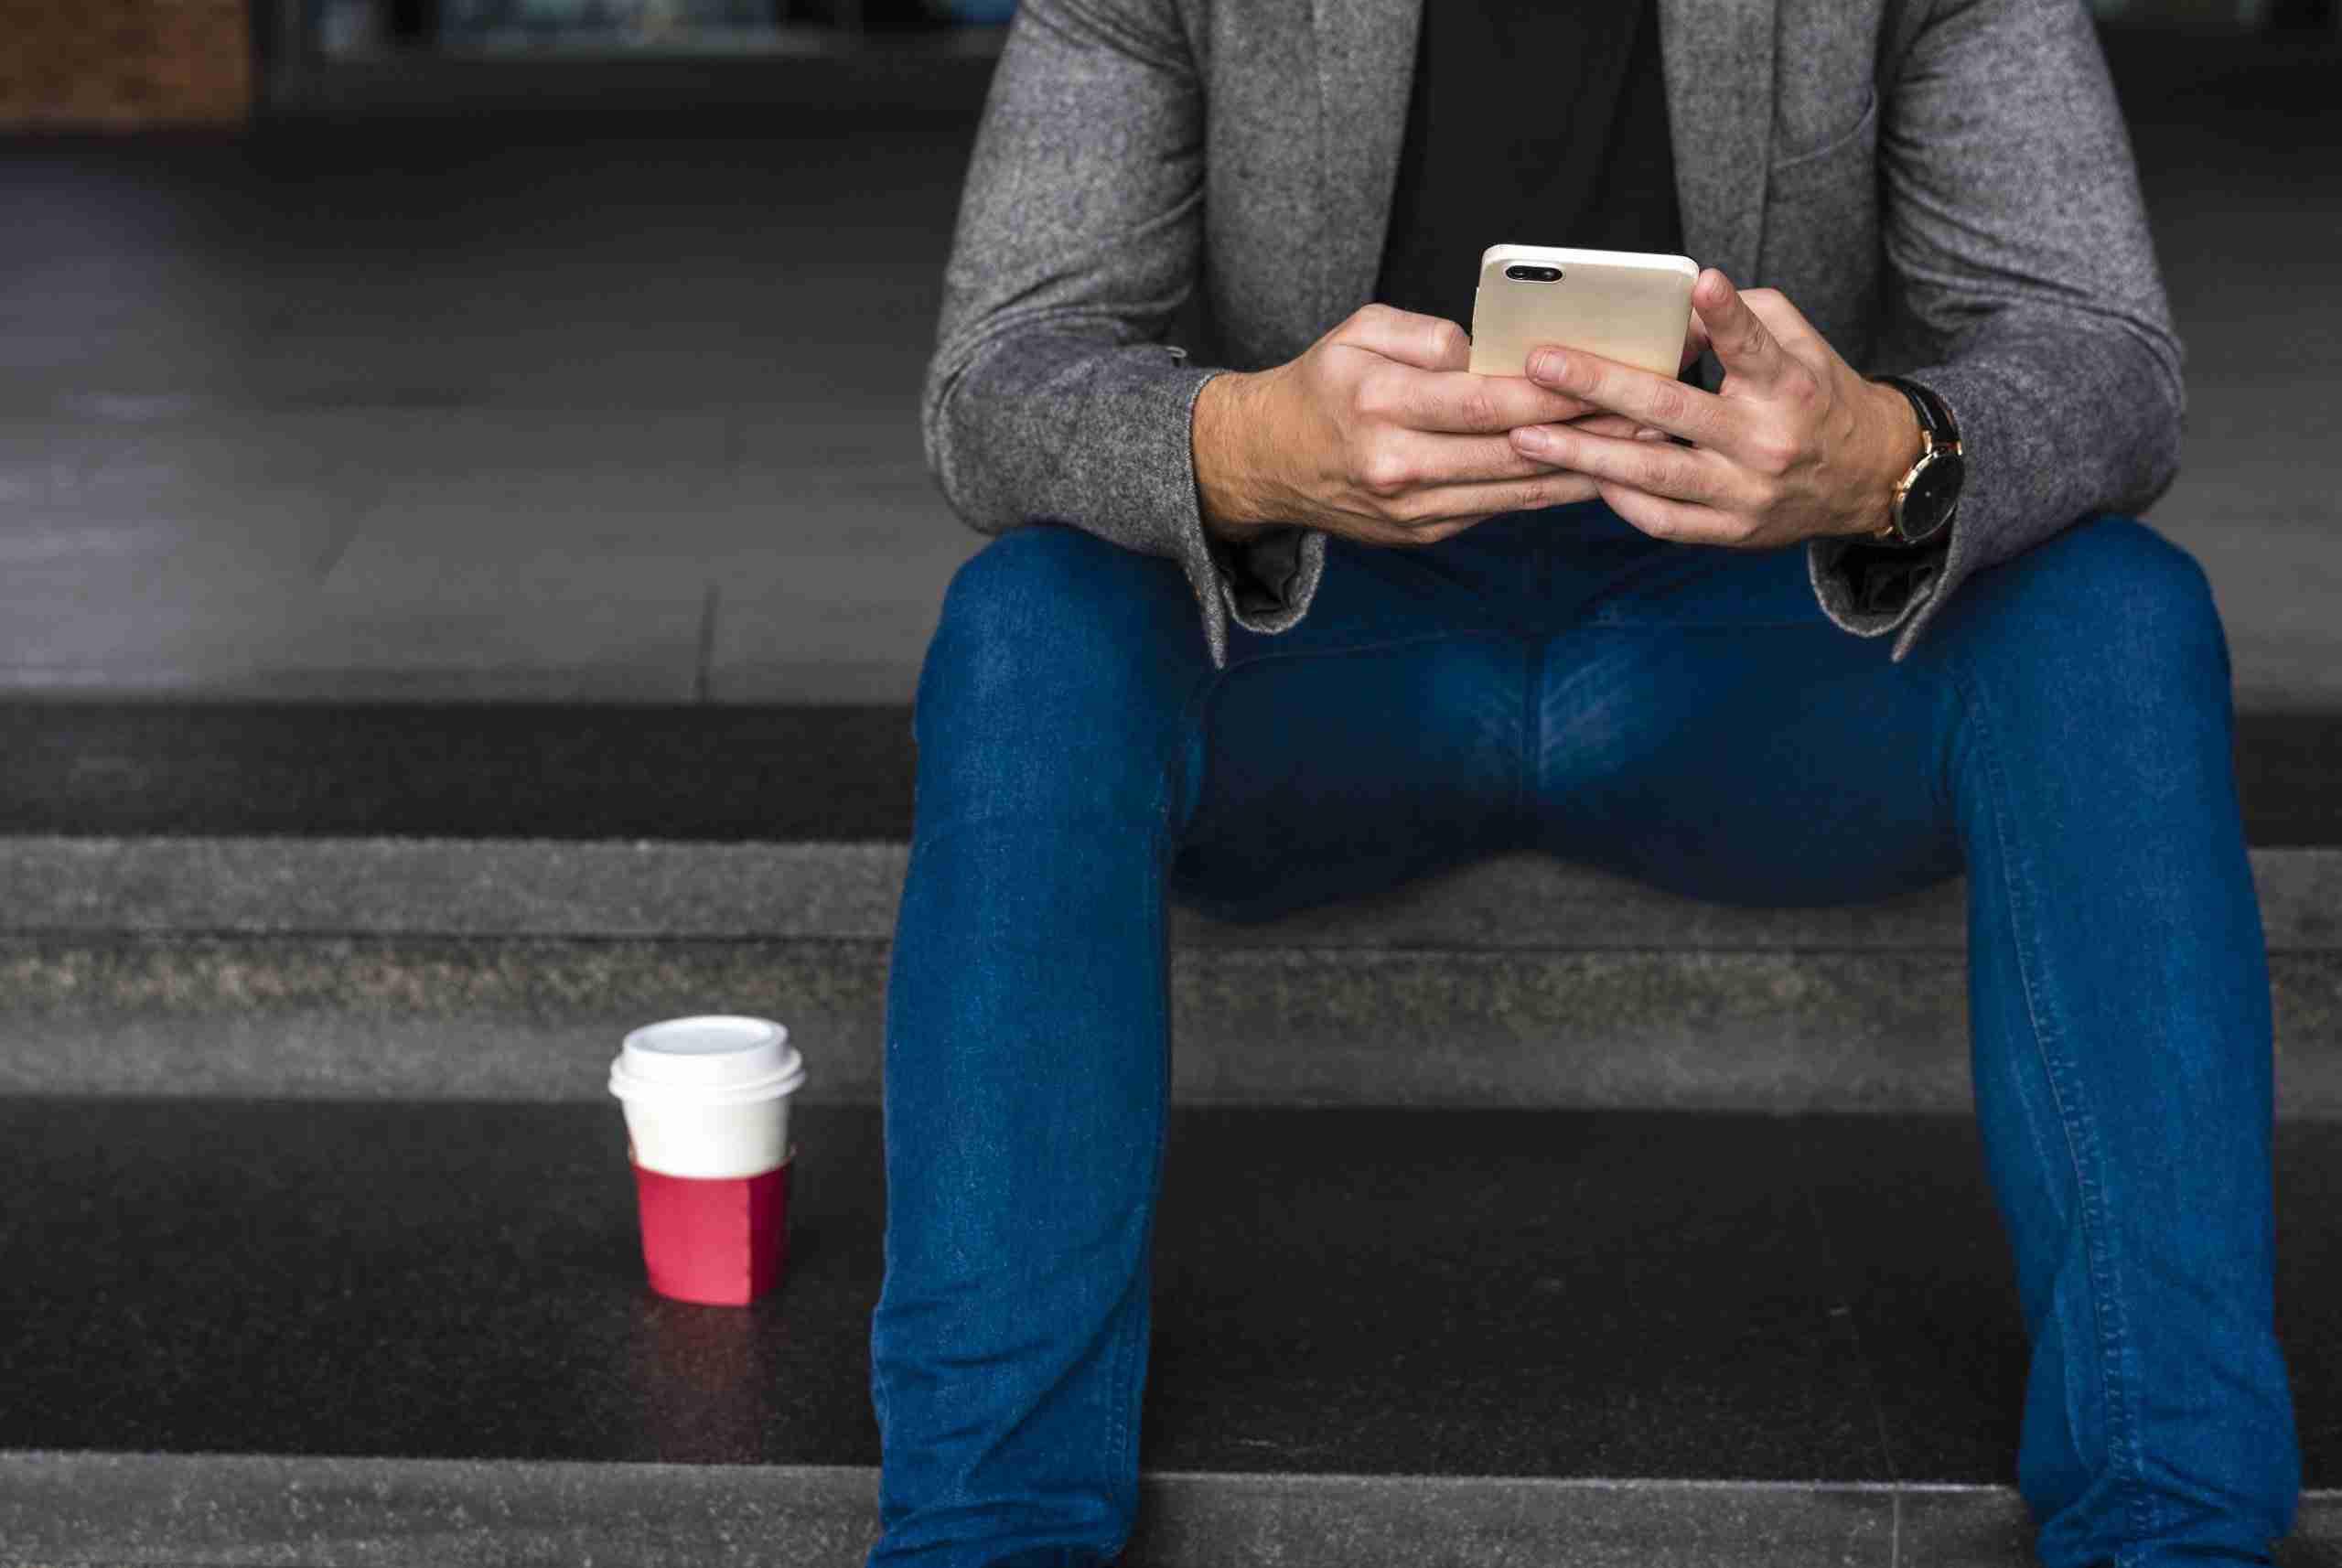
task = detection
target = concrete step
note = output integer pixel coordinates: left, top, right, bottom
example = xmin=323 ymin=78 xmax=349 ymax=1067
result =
xmin=5 ymin=835 xmax=2342 ymax=1115
xmin=1 ymin=1098 xmax=2335 ymax=1568
xmin=4 ymin=702 xmax=2339 ymax=1114
xmin=5 ymin=702 xmax=2340 ymax=847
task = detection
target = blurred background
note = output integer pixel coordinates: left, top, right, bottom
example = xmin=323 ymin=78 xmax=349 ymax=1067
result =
xmin=1 ymin=0 xmax=2337 ymax=708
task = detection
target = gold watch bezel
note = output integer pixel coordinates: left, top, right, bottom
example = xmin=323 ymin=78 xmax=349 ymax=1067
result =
xmin=1871 ymin=391 xmax=1961 ymax=543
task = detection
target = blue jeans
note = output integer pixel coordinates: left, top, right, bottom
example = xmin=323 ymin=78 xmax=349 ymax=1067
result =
xmin=866 ymin=502 xmax=2301 ymax=1568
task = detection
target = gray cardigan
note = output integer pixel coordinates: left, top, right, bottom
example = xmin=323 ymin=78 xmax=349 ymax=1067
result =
xmin=920 ymin=0 xmax=2183 ymax=673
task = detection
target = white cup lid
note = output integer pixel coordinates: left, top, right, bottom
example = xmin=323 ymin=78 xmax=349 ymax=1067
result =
xmin=609 ymin=1015 xmax=805 ymax=1105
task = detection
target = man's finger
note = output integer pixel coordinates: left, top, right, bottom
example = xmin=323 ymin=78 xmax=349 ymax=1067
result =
xmin=1391 ymin=470 xmax=1606 ymax=526
xmin=1380 ymin=427 xmax=1620 ymax=489
xmin=1679 ymin=309 xmax=1713 ymax=376
xmin=1338 ymin=302 xmax=1476 ymax=371
xmin=1389 ymin=414 xmax=1665 ymax=503
xmin=1692 ymin=268 xmax=1789 ymax=388
xmin=1567 ymin=412 xmax=1664 ymax=441
xmin=1735 ymin=287 xmax=1821 ymax=357
xmin=1595 ymin=478 xmax=1746 ymax=546
xmin=1523 ymin=345 xmax=1735 ymax=451
xmin=1509 ymin=420 xmax=1735 ymax=508
xmin=1394 ymin=367 xmax=1601 ymax=434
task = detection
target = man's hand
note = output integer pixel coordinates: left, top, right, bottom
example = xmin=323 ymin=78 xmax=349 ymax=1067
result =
xmin=1194 ymin=302 xmax=1675 ymax=550
xmin=1506 ymin=268 xmax=1925 ymax=549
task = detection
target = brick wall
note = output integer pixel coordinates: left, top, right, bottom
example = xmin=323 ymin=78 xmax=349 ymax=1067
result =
xmin=1 ymin=0 xmax=254 ymax=129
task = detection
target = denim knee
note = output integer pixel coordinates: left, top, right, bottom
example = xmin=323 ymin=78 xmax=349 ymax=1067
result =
xmin=1947 ymin=514 xmax=2232 ymax=715
xmin=2066 ymin=514 xmax=2230 ymax=690
xmin=913 ymin=523 xmax=1209 ymax=831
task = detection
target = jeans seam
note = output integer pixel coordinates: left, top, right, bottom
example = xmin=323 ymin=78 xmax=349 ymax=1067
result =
xmin=1099 ymin=742 xmax=1185 ymax=1552
xmin=1107 ymin=1245 xmax=1142 ymax=1553
xmin=1107 ymin=826 xmax=1173 ymax=1553
xmin=1955 ymin=659 xmax=2154 ymax=1558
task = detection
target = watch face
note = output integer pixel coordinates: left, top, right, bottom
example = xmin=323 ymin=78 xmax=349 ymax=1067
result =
xmin=1901 ymin=451 xmax=1964 ymax=542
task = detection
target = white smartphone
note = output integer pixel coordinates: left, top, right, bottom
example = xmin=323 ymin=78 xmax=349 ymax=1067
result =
xmin=1466 ymin=244 xmax=1699 ymax=380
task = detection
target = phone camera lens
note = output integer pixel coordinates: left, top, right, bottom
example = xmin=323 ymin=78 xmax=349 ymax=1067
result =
xmin=1504 ymin=265 xmax=1563 ymax=282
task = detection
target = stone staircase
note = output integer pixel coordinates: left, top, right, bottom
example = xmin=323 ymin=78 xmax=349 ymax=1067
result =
xmin=2 ymin=700 xmax=2337 ymax=1568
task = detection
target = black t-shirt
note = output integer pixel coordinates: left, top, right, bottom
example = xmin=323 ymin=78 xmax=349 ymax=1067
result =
xmin=1374 ymin=0 xmax=1683 ymax=336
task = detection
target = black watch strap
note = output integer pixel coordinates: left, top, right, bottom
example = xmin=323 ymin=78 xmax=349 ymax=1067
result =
xmin=1869 ymin=373 xmax=1964 ymax=548
xmin=1879 ymin=375 xmax=1959 ymax=450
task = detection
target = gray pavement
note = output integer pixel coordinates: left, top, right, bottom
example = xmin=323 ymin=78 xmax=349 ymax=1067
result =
xmin=0 ymin=30 xmax=2335 ymax=708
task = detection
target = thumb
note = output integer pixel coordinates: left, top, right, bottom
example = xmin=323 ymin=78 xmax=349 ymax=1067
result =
xmin=1678 ymin=310 xmax=1713 ymax=377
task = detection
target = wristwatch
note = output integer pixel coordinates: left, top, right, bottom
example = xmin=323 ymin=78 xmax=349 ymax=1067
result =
xmin=1869 ymin=375 xmax=1963 ymax=546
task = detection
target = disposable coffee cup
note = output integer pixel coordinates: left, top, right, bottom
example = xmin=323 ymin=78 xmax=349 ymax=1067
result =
xmin=610 ymin=1015 xmax=806 ymax=1306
